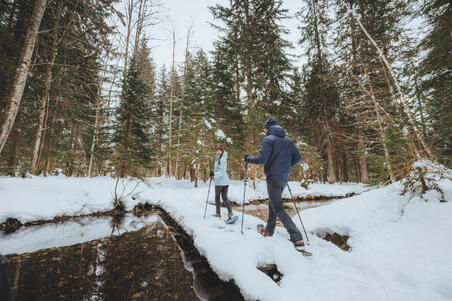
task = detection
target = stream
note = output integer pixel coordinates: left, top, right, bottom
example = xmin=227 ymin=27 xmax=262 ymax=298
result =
xmin=1 ymin=210 xmax=244 ymax=301
xmin=1 ymin=199 xmax=337 ymax=300
xmin=232 ymin=199 xmax=333 ymax=227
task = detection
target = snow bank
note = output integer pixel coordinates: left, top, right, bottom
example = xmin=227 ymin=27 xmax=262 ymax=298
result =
xmin=0 ymin=176 xmax=364 ymax=223
xmin=137 ymin=179 xmax=452 ymax=301
xmin=227 ymin=180 xmax=366 ymax=204
xmin=0 ymin=214 xmax=158 ymax=254
xmin=0 ymin=176 xmax=119 ymax=223
xmin=1 ymin=175 xmax=451 ymax=300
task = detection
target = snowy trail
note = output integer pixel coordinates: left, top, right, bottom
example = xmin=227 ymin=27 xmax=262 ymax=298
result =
xmin=1 ymin=176 xmax=451 ymax=300
xmin=137 ymin=179 xmax=452 ymax=301
xmin=0 ymin=176 xmax=365 ymax=224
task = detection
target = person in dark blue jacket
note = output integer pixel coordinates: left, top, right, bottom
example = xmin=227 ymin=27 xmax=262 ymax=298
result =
xmin=244 ymin=117 xmax=305 ymax=250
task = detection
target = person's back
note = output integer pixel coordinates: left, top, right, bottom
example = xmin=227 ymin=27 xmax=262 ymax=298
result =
xmin=247 ymin=124 xmax=301 ymax=181
xmin=262 ymin=125 xmax=300 ymax=181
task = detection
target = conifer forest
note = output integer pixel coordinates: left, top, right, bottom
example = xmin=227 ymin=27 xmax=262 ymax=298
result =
xmin=0 ymin=0 xmax=450 ymax=185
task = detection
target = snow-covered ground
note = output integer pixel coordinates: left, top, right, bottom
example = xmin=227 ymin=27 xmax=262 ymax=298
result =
xmin=0 ymin=176 xmax=365 ymax=224
xmin=137 ymin=178 xmax=452 ymax=301
xmin=0 ymin=214 xmax=158 ymax=254
xmin=1 ymin=175 xmax=451 ymax=301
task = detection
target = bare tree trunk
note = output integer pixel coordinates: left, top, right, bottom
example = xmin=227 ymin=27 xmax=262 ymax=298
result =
xmin=380 ymin=64 xmax=421 ymax=163
xmin=31 ymin=0 xmax=63 ymax=172
xmin=87 ymin=100 xmax=100 ymax=177
xmin=0 ymin=0 xmax=47 ymax=154
xmin=375 ymin=106 xmax=396 ymax=183
xmin=343 ymin=1 xmax=436 ymax=162
xmin=414 ymin=77 xmax=427 ymax=138
xmin=195 ymin=162 xmax=200 ymax=187
xmin=341 ymin=151 xmax=349 ymax=182
xmin=123 ymin=0 xmax=134 ymax=82
xmin=367 ymin=76 xmax=396 ymax=182
xmin=168 ymin=31 xmax=175 ymax=177
xmin=36 ymin=92 xmax=50 ymax=169
xmin=133 ymin=0 xmax=144 ymax=55
xmin=358 ymin=133 xmax=369 ymax=183
xmin=349 ymin=8 xmax=368 ymax=184
xmin=88 ymin=45 xmax=112 ymax=177
xmin=234 ymin=32 xmax=241 ymax=103
xmin=243 ymin=0 xmax=254 ymax=106
xmin=355 ymin=70 xmax=396 ymax=183
xmin=7 ymin=129 xmax=18 ymax=176
xmin=175 ymin=26 xmax=192 ymax=178
xmin=327 ymin=136 xmax=337 ymax=183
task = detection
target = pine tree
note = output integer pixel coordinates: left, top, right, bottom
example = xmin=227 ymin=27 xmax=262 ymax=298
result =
xmin=0 ymin=0 xmax=47 ymax=154
xmin=113 ymin=55 xmax=153 ymax=177
xmin=417 ymin=0 xmax=452 ymax=166
xmin=153 ymin=66 xmax=170 ymax=176
xmin=210 ymin=0 xmax=292 ymax=108
xmin=334 ymin=0 xmax=413 ymax=183
xmin=211 ymin=41 xmax=246 ymax=163
xmin=177 ymin=49 xmax=215 ymax=185
xmin=298 ymin=0 xmax=341 ymax=183
xmin=0 ymin=0 xmax=116 ymax=176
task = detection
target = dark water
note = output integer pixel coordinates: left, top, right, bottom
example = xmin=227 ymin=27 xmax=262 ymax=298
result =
xmin=4 ymin=211 xmax=244 ymax=301
xmin=231 ymin=199 xmax=333 ymax=227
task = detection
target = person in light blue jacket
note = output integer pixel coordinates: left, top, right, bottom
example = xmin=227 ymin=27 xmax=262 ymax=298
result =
xmin=210 ymin=144 xmax=233 ymax=220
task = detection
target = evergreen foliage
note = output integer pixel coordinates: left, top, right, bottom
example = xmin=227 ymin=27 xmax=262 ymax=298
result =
xmin=113 ymin=55 xmax=153 ymax=178
xmin=417 ymin=0 xmax=452 ymax=166
xmin=0 ymin=0 xmax=450 ymax=186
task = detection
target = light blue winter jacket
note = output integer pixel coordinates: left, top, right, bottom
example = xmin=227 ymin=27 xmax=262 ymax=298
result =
xmin=214 ymin=151 xmax=230 ymax=186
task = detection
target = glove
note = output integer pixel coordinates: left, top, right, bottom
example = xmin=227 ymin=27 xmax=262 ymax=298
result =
xmin=210 ymin=170 xmax=214 ymax=178
xmin=244 ymin=154 xmax=249 ymax=162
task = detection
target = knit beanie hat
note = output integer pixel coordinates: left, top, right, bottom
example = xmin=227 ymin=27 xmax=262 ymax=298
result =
xmin=264 ymin=117 xmax=277 ymax=129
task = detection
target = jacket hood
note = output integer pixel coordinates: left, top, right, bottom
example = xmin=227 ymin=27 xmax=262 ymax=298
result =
xmin=267 ymin=125 xmax=285 ymax=138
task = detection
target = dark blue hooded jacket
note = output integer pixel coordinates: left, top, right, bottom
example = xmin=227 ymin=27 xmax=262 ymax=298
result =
xmin=246 ymin=125 xmax=302 ymax=181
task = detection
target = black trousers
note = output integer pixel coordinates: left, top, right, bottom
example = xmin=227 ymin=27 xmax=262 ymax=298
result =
xmin=215 ymin=185 xmax=232 ymax=215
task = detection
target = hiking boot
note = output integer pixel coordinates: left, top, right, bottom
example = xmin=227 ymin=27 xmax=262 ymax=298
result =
xmin=212 ymin=213 xmax=221 ymax=218
xmin=257 ymin=224 xmax=272 ymax=237
xmin=226 ymin=212 xmax=234 ymax=221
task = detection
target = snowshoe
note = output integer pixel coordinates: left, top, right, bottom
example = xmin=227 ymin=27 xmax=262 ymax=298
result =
xmin=292 ymin=239 xmax=312 ymax=256
xmin=256 ymin=224 xmax=272 ymax=237
xmin=225 ymin=214 xmax=238 ymax=224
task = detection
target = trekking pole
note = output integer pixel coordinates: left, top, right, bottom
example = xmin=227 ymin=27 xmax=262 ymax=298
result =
xmin=203 ymin=176 xmax=213 ymax=219
xmin=241 ymin=162 xmax=248 ymax=235
xmin=287 ymin=184 xmax=310 ymax=245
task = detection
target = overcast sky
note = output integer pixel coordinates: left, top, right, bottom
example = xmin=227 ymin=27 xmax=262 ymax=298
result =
xmin=117 ymin=0 xmax=427 ymax=75
xmin=145 ymin=0 xmax=306 ymax=69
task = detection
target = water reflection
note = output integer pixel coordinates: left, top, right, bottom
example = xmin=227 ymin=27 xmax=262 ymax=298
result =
xmin=232 ymin=200 xmax=333 ymax=227
xmin=4 ymin=211 xmax=244 ymax=301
